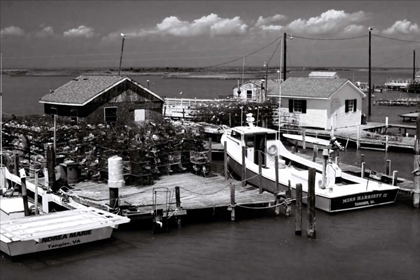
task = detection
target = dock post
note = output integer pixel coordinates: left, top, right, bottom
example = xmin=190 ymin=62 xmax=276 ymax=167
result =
xmin=19 ymin=169 xmax=30 ymax=217
xmin=392 ymin=171 xmax=398 ymax=186
xmin=224 ymin=141 xmax=228 ymax=180
xmin=307 ymin=168 xmax=316 ymax=239
xmin=356 ymin=125 xmax=360 ymax=149
xmin=295 ymin=183 xmax=302 ymax=236
xmin=258 ymin=151 xmax=263 ymax=194
xmin=175 ymin=186 xmax=182 ymax=228
xmin=208 ymin=137 xmax=212 ymax=163
xmin=415 ymin=115 xmax=420 ymax=208
xmin=385 ymin=135 xmax=389 ymax=152
xmin=46 ymin=144 xmax=56 ymax=189
xmin=386 ymin=159 xmax=391 ymax=176
xmin=361 ymin=154 xmax=365 ymax=163
xmin=34 ymin=170 xmax=39 ymax=215
xmin=242 ymin=146 xmax=246 ymax=188
xmin=274 ymin=156 xmax=281 ymax=215
xmin=361 ymin=162 xmax=365 ymax=178
xmin=285 ymin=180 xmax=292 ymax=217
xmin=230 ymin=183 xmax=236 ymax=221
xmin=302 ymin=130 xmax=306 ymax=151
xmin=312 ymin=145 xmax=318 ymax=162
xmin=321 ymin=149 xmax=328 ymax=189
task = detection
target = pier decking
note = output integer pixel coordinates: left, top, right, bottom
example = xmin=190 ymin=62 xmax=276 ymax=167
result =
xmin=66 ymin=173 xmax=277 ymax=219
xmin=399 ymin=112 xmax=418 ymax=122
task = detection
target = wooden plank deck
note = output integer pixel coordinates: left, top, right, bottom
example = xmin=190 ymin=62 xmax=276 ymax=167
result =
xmin=66 ymin=173 xmax=277 ymax=216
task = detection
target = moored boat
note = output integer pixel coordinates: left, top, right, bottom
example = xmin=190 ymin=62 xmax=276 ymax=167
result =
xmin=220 ymin=121 xmax=399 ymax=213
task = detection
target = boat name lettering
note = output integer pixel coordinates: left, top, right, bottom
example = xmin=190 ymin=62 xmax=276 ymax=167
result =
xmin=342 ymin=193 xmax=383 ymax=204
xmin=40 ymin=230 xmax=92 ymax=243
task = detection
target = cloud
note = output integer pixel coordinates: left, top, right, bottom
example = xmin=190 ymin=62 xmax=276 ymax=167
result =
xmin=255 ymin=14 xmax=287 ymax=28
xmin=63 ymin=25 xmax=95 ymax=38
xmin=286 ymin=9 xmax=367 ymax=35
xmin=382 ymin=19 xmax=419 ymax=35
xmin=0 ymin=26 xmax=25 ymax=37
xmin=102 ymin=14 xmax=248 ymax=40
xmin=35 ymin=26 xmax=54 ymax=37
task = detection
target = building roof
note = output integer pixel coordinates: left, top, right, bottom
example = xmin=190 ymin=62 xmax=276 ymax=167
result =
xmin=416 ymin=70 xmax=420 ymax=78
xmin=234 ymin=79 xmax=279 ymax=90
xmin=308 ymin=71 xmax=339 ymax=78
xmin=39 ymin=75 xmax=163 ymax=106
xmin=269 ymin=77 xmax=365 ymax=99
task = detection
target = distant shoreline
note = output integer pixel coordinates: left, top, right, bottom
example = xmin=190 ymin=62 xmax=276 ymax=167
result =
xmin=1 ymin=66 xmax=411 ymax=78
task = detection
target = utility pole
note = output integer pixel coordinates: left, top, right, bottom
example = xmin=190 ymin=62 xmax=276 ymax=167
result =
xmin=368 ymin=28 xmax=372 ymax=116
xmin=283 ymin=32 xmax=287 ymax=81
xmin=264 ymin=62 xmax=268 ymax=101
xmin=118 ymin=33 xmax=128 ymax=76
xmin=414 ymin=50 xmax=416 ymax=81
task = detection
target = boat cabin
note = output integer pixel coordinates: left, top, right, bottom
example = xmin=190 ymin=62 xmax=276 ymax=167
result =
xmin=229 ymin=126 xmax=279 ymax=167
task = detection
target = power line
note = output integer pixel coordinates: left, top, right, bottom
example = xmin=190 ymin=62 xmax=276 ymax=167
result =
xmin=267 ymin=38 xmax=282 ymax=65
xmin=201 ymin=36 xmax=282 ymax=68
xmin=373 ymin=52 xmax=412 ymax=67
xmin=372 ymin=34 xmax=420 ymax=43
xmin=292 ymin=34 xmax=368 ymax=41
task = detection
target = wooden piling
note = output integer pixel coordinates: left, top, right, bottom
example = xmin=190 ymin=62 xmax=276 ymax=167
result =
xmin=321 ymin=149 xmax=328 ymax=189
xmin=312 ymin=145 xmax=318 ymax=162
xmin=361 ymin=153 xmax=365 ymax=163
xmin=13 ymin=153 xmax=19 ymax=189
xmin=302 ymin=130 xmax=306 ymax=151
xmin=208 ymin=137 xmax=212 ymax=163
xmin=34 ymin=171 xmax=39 ymax=215
xmin=19 ymin=169 xmax=30 ymax=217
xmin=242 ymin=146 xmax=246 ymax=188
xmin=415 ymin=115 xmax=420 ymax=208
xmin=307 ymin=168 xmax=316 ymax=239
xmin=295 ymin=183 xmax=303 ymax=236
xmin=230 ymin=183 xmax=236 ymax=221
xmin=175 ymin=186 xmax=182 ymax=228
xmin=224 ymin=141 xmax=228 ymax=180
xmin=285 ymin=180 xmax=291 ymax=217
xmin=275 ymin=156 xmax=279 ymax=192
xmin=361 ymin=162 xmax=365 ymax=178
xmin=386 ymin=159 xmax=391 ymax=176
xmin=385 ymin=135 xmax=389 ymax=152
xmin=291 ymin=146 xmax=296 ymax=154
xmin=46 ymin=144 xmax=56 ymax=189
xmin=258 ymin=151 xmax=263 ymax=194
xmin=392 ymin=171 xmax=398 ymax=186
xmin=356 ymin=125 xmax=360 ymax=149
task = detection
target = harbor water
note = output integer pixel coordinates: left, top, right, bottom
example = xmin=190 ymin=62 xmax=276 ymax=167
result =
xmin=1 ymin=69 xmax=419 ymax=279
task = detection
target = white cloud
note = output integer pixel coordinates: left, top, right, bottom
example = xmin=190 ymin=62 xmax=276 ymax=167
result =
xmin=343 ymin=24 xmax=365 ymax=34
xmin=383 ymin=20 xmax=419 ymax=35
xmin=286 ymin=9 xmax=367 ymax=35
xmin=63 ymin=25 xmax=95 ymax=38
xmin=35 ymin=26 xmax=54 ymax=37
xmin=103 ymin=14 xmax=248 ymax=40
xmin=0 ymin=26 xmax=25 ymax=37
xmin=259 ymin=25 xmax=283 ymax=31
xmin=255 ymin=14 xmax=287 ymax=27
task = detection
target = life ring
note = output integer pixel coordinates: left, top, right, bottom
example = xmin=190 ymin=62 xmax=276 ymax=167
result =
xmin=267 ymin=145 xmax=278 ymax=157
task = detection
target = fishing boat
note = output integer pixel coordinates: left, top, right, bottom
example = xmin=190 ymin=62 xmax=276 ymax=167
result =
xmin=0 ymin=167 xmax=130 ymax=256
xmin=282 ymin=133 xmax=332 ymax=150
xmin=220 ymin=119 xmax=399 ymax=213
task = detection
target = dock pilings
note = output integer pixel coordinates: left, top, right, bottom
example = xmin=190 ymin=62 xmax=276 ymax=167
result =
xmin=19 ymin=169 xmax=30 ymax=217
xmin=295 ymin=183 xmax=303 ymax=236
xmin=307 ymin=168 xmax=316 ymax=239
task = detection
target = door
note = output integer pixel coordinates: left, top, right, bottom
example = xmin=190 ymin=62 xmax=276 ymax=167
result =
xmin=245 ymin=135 xmax=255 ymax=163
xmin=134 ymin=109 xmax=146 ymax=122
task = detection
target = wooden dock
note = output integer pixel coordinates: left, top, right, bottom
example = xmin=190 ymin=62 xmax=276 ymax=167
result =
xmin=66 ymin=173 xmax=278 ymax=219
xmin=399 ymin=112 xmax=418 ymax=122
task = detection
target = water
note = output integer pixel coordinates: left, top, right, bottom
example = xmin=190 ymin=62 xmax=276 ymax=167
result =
xmin=1 ymin=70 xmax=419 ymax=279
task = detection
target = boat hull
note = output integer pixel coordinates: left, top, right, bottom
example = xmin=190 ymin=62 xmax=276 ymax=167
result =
xmin=1 ymin=227 xmax=114 ymax=257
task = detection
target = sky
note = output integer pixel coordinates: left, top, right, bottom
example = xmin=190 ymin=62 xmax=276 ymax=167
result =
xmin=1 ymin=0 xmax=419 ymax=69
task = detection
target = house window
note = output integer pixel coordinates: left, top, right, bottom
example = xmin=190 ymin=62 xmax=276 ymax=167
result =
xmin=247 ymin=90 xmax=252 ymax=99
xmin=288 ymin=99 xmax=307 ymax=114
xmin=70 ymin=108 xmax=78 ymax=124
xmin=104 ymin=107 xmax=118 ymax=124
xmin=50 ymin=106 xmax=58 ymax=115
xmin=345 ymin=99 xmax=357 ymax=113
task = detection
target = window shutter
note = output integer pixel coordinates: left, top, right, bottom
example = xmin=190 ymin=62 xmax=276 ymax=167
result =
xmin=353 ymin=99 xmax=357 ymax=112
xmin=345 ymin=100 xmax=349 ymax=113
xmin=289 ymin=99 xmax=293 ymax=113
xmin=302 ymin=100 xmax=307 ymax=114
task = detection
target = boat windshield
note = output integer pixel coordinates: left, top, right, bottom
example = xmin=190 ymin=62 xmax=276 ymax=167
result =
xmin=267 ymin=133 xmax=276 ymax=140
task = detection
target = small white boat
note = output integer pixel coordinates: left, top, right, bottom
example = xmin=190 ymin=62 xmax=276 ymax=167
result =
xmin=282 ymin=133 xmax=332 ymax=150
xmin=0 ymin=207 xmax=130 ymax=256
xmin=220 ymin=122 xmax=399 ymax=213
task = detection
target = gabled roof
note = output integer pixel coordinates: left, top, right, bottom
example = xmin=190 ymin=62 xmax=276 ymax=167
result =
xmin=416 ymin=70 xmax=420 ymax=78
xmin=308 ymin=71 xmax=339 ymax=78
xmin=269 ymin=77 xmax=365 ymax=99
xmin=39 ymin=75 xmax=163 ymax=106
xmin=233 ymin=79 xmax=279 ymax=90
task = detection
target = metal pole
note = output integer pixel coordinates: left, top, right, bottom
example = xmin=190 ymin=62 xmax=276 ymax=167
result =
xmin=414 ymin=50 xmax=416 ymax=81
xmin=264 ymin=63 xmax=268 ymax=101
xmin=283 ymin=33 xmax=287 ymax=81
xmin=368 ymin=28 xmax=372 ymax=116
xmin=53 ymin=114 xmax=57 ymax=152
xmin=118 ymin=36 xmax=126 ymax=76
xmin=278 ymin=35 xmax=283 ymax=135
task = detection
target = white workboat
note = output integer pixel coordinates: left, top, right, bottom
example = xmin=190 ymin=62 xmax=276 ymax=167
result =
xmin=220 ymin=123 xmax=399 ymax=213
xmin=0 ymin=207 xmax=130 ymax=256
xmin=0 ymin=167 xmax=130 ymax=256
xmin=282 ymin=133 xmax=332 ymax=150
